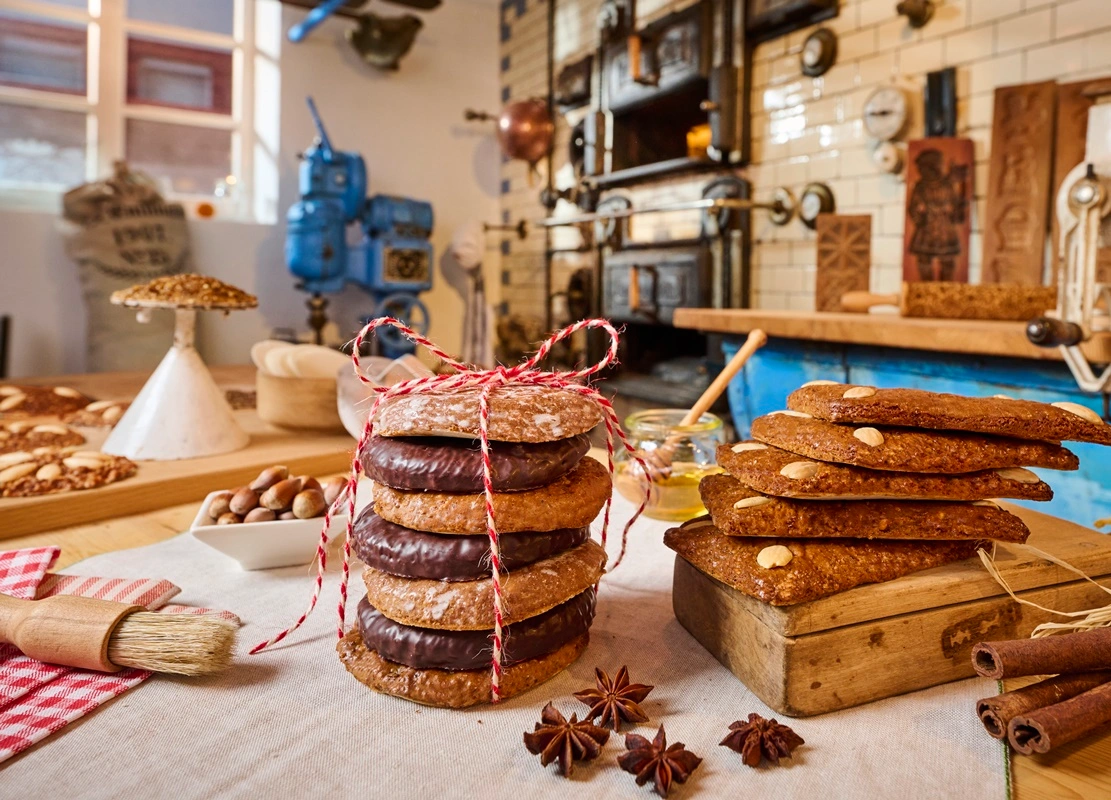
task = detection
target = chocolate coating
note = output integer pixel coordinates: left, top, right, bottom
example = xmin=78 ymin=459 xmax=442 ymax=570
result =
xmin=357 ymin=589 xmax=596 ymax=671
xmin=360 ymin=433 xmax=589 ymax=492
xmin=351 ymin=506 xmax=590 ymax=581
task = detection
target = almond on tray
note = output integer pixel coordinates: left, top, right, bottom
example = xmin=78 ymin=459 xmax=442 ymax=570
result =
xmin=0 ymin=385 xmax=94 ymax=419
xmin=0 ymin=422 xmax=86 ymax=454
xmin=201 ymin=465 xmax=347 ymax=525
xmin=0 ymin=449 xmax=137 ymax=497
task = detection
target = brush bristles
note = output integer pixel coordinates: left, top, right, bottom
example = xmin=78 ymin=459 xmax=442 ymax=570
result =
xmin=108 ymin=612 xmax=237 ymax=676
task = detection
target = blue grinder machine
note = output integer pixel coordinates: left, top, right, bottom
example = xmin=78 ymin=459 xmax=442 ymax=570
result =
xmin=286 ymin=97 xmax=434 ymax=356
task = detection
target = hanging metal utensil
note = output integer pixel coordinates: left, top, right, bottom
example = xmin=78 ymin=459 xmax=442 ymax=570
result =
xmin=465 ymin=99 xmax=555 ymax=181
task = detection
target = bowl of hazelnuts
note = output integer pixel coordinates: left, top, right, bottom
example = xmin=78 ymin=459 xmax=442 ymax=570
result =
xmin=191 ymin=465 xmax=351 ymax=570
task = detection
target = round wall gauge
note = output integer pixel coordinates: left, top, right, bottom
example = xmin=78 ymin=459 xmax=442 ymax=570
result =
xmin=799 ymin=183 xmax=835 ymax=229
xmin=801 ymin=28 xmax=837 ymax=78
xmin=863 ymin=86 xmax=909 ymax=141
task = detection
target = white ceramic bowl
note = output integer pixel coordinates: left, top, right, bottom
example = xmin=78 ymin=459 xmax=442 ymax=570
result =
xmin=190 ymin=491 xmax=348 ymax=570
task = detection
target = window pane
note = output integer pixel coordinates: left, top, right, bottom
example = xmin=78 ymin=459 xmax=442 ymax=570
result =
xmin=0 ymin=103 xmax=86 ymax=188
xmin=0 ymin=12 xmax=87 ymax=95
xmin=126 ymin=0 xmax=234 ymax=36
xmin=125 ymin=119 xmax=231 ymax=195
xmin=127 ymin=37 xmax=232 ymax=114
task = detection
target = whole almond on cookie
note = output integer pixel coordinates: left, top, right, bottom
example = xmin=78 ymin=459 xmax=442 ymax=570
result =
xmin=229 ymin=487 xmax=260 ymax=515
xmin=35 ymin=463 xmax=62 ymax=481
xmin=853 ymin=427 xmax=885 ymax=447
xmin=0 ymin=394 xmax=26 ymax=411
xmin=261 ymin=477 xmax=302 ymax=511
xmin=1051 ymin=401 xmax=1103 ymax=425
xmin=780 ymin=461 xmax=820 ymax=480
xmin=842 ymin=386 xmax=876 ymax=399
xmin=734 ymin=496 xmax=772 ymax=509
xmin=757 ymin=545 xmax=794 ymax=569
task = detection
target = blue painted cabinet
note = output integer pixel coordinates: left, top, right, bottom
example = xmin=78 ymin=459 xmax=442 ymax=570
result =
xmin=722 ymin=338 xmax=1110 ymax=528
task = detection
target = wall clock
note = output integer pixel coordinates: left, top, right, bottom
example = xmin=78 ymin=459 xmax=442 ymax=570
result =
xmin=801 ymin=28 xmax=837 ymax=77
xmin=863 ymin=85 xmax=909 ymax=141
xmin=799 ymin=182 xmax=835 ymax=229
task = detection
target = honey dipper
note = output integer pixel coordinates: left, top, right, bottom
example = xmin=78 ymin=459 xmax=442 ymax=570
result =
xmin=640 ymin=328 xmax=767 ymax=479
xmin=0 ymin=594 xmax=236 ymax=676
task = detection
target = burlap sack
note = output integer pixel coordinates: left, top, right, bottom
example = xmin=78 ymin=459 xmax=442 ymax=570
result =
xmin=61 ymin=162 xmax=193 ymax=371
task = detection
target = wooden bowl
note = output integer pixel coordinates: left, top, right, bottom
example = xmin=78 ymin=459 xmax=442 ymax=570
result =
xmin=255 ymin=370 xmax=345 ymax=433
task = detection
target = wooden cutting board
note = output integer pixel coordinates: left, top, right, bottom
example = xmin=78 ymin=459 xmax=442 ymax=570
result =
xmin=672 ymin=505 xmax=1111 ymax=717
xmin=0 ymin=411 xmax=353 ymax=539
xmin=982 ymin=81 xmax=1056 ymax=285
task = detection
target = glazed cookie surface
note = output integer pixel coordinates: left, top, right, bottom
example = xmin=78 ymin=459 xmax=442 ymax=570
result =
xmin=363 ymin=539 xmax=607 ymax=630
xmin=373 ymin=456 xmax=611 ymax=534
xmin=664 ymin=517 xmax=983 ymax=606
xmin=787 ymin=384 xmax=1111 ymax=445
xmin=718 ymin=442 xmax=1053 ymax=501
xmin=750 ymin=413 xmax=1079 ymax=473
xmin=360 ymin=433 xmax=589 ymax=492
xmin=372 ymin=386 xmax=603 ymax=442
xmin=337 ymin=628 xmax=588 ymax=708
xmin=700 ymin=473 xmax=1030 ymax=543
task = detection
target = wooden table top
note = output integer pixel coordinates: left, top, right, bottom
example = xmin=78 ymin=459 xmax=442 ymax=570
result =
xmin=3 ymin=369 xmax=1110 ymax=798
xmin=672 ymin=308 xmax=1111 ymax=363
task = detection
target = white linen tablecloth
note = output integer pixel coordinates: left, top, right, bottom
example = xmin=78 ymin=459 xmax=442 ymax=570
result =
xmin=0 ymin=496 xmax=1008 ymax=799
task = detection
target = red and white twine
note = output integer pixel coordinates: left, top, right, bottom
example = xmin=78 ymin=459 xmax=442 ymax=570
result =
xmin=250 ymin=317 xmax=652 ymax=702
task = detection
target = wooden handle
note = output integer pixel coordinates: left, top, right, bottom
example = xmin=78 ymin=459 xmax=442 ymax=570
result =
xmin=841 ymin=291 xmax=900 ymax=313
xmin=628 ymin=35 xmax=642 ymax=82
xmin=681 ymin=329 xmax=767 ymax=426
xmin=0 ymin=594 xmax=141 ymax=672
xmin=628 ymin=265 xmax=641 ymax=311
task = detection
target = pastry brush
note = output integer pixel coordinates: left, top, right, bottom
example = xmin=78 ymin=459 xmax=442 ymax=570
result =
xmin=0 ymin=594 xmax=236 ymax=676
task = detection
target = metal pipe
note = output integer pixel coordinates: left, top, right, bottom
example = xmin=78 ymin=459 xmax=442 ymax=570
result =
xmin=536 ymin=196 xmax=786 ymax=227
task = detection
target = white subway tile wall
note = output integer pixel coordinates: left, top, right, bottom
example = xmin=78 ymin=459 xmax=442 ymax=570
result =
xmin=497 ymin=0 xmax=1111 ymax=321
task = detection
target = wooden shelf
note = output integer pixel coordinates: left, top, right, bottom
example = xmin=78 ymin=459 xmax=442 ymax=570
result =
xmin=673 ymin=308 xmax=1111 ymax=363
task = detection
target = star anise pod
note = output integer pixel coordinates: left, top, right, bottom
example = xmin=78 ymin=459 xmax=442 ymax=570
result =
xmin=617 ymin=725 xmax=702 ymax=797
xmin=523 ymin=702 xmax=610 ymax=777
xmin=720 ymin=713 xmax=804 ymax=767
xmin=573 ymin=665 xmax=654 ymax=731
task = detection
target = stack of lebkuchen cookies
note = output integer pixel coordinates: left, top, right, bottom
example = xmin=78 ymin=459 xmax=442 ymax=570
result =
xmin=338 ymin=385 xmax=614 ymax=707
xmin=666 ymin=382 xmax=1111 ymax=606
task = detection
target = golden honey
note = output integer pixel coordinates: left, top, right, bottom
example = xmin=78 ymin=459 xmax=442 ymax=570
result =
xmin=613 ymin=410 xmax=727 ymax=522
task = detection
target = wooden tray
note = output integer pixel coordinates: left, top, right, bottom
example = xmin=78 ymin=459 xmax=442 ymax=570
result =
xmin=672 ymin=505 xmax=1111 ymax=717
xmin=0 ymin=411 xmax=353 ymax=539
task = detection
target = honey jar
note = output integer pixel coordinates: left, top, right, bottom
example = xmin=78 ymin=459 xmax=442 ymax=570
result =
xmin=613 ymin=409 xmax=726 ymax=522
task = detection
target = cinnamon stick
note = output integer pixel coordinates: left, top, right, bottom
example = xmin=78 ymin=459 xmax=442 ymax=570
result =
xmin=976 ymin=671 xmax=1111 ymax=739
xmin=1008 ymin=681 xmax=1111 ymax=754
xmin=971 ymin=629 xmax=1111 ymax=679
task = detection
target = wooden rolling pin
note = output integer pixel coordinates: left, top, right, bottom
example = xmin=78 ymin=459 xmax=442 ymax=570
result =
xmin=841 ymin=282 xmax=1057 ymax=321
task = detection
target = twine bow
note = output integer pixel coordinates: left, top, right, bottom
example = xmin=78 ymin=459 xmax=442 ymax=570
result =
xmin=251 ymin=317 xmax=651 ymax=702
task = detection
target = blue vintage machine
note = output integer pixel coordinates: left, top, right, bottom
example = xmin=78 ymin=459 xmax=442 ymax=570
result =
xmin=286 ymin=97 xmax=434 ymax=356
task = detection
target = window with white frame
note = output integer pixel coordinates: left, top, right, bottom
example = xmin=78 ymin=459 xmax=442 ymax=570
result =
xmin=0 ymin=0 xmax=267 ymax=220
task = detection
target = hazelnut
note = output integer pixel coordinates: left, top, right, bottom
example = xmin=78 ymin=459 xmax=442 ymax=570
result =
xmin=279 ymin=511 xmax=296 ymax=520
xmin=296 ymin=475 xmax=323 ymax=493
xmin=261 ymin=477 xmax=302 ymax=511
xmin=249 ymin=465 xmax=289 ymax=492
xmin=244 ymin=507 xmax=277 ymax=523
xmin=757 ymin=545 xmax=794 ymax=569
xmin=292 ymin=488 xmax=327 ymax=519
xmin=208 ymin=491 xmax=233 ymax=519
xmin=229 ymin=487 xmax=260 ymax=515
xmin=323 ymin=476 xmax=347 ymax=507
xmin=216 ymin=512 xmax=242 ymax=525
xmin=733 ymin=495 xmax=772 ymax=510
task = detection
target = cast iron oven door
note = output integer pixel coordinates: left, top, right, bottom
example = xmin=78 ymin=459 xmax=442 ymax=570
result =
xmin=603 ymin=248 xmax=711 ymax=325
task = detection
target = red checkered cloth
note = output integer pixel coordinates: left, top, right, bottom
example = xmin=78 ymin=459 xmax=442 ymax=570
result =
xmin=0 ymin=547 xmax=238 ymax=763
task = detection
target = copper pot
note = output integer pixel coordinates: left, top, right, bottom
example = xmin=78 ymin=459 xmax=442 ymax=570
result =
xmin=495 ymin=99 xmax=554 ymax=168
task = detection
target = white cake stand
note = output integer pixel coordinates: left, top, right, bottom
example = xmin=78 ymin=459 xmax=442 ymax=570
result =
xmin=102 ymin=280 xmax=253 ymax=461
